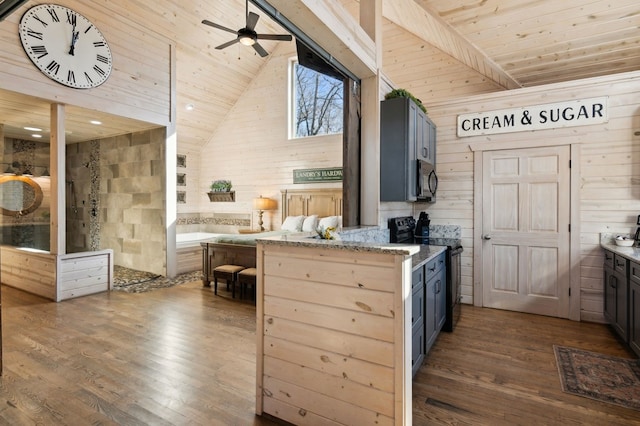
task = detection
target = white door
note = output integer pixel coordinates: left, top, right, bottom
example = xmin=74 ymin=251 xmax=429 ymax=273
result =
xmin=482 ymin=146 xmax=571 ymax=318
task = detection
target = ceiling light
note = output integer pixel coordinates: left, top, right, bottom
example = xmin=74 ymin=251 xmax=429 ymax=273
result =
xmin=24 ymin=126 xmax=42 ymax=131
xmin=239 ymin=35 xmax=255 ymax=46
xmin=31 ymin=134 xmax=42 ymax=138
xmin=185 ymin=103 xmax=195 ymax=111
xmin=90 ymin=120 xmax=102 ymax=125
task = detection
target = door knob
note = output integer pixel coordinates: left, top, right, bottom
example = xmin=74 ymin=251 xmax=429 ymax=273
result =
xmin=482 ymin=234 xmax=492 ymax=240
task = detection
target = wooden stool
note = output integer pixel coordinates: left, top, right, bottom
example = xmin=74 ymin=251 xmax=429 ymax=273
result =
xmin=212 ymin=265 xmax=245 ymax=297
xmin=237 ymin=267 xmax=257 ymax=300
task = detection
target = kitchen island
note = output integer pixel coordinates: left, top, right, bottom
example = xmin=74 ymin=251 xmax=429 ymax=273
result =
xmin=255 ymin=233 xmax=445 ymax=426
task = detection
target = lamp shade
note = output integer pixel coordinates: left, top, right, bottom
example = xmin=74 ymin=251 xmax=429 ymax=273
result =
xmin=253 ymin=196 xmax=276 ymax=211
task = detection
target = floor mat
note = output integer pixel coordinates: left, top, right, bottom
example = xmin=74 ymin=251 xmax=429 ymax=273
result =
xmin=554 ymin=345 xmax=640 ymax=411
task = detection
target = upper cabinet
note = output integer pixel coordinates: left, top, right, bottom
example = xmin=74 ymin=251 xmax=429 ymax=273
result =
xmin=380 ymin=97 xmax=436 ymax=202
xmin=415 ymin=108 xmax=436 ymax=166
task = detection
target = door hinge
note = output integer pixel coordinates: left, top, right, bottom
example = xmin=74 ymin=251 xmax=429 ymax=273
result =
xmin=568 ymin=224 xmax=571 ymax=232
xmin=569 ymin=288 xmax=571 ymax=297
xmin=569 ymin=160 xmax=572 ymax=168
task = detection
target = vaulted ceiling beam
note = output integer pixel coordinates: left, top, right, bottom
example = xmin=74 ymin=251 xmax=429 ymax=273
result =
xmin=383 ymin=0 xmax=521 ymax=90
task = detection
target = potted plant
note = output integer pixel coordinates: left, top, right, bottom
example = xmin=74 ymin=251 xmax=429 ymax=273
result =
xmin=209 ymin=180 xmax=232 ymax=192
xmin=207 ymin=180 xmax=234 ymax=201
xmin=385 ymin=88 xmax=427 ymax=114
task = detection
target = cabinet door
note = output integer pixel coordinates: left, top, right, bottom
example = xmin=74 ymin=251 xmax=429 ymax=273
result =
xmin=416 ymin=108 xmax=428 ymax=162
xmin=412 ymin=282 xmax=424 ymax=328
xmin=434 ymin=267 xmax=447 ymax=331
xmin=425 ymin=278 xmax=437 ymax=353
xmin=380 ymin=97 xmax=417 ymax=202
xmin=613 ymin=268 xmax=629 ymax=341
xmin=604 ymin=266 xmax=616 ymax=324
xmin=411 ymin=325 xmax=425 ymax=377
xmin=630 ymin=280 xmax=640 ymax=356
xmin=426 ymin=115 xmax=436 ymax=165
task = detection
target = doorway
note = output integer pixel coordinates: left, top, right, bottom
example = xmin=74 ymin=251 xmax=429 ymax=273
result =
xmin=479 ymin=145 xmax=572 ymax=318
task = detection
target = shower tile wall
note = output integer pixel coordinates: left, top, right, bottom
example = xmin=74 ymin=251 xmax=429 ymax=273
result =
xmin=67 ymin=127 xmax=167 ymax=276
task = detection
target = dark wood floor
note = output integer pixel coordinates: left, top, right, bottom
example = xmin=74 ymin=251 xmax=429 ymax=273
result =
xmin=0 ymin=281 xmax=638 ymax=425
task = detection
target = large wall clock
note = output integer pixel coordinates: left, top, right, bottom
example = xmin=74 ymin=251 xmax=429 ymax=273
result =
xmin=19 ymin=4 xmax=112 ymax=89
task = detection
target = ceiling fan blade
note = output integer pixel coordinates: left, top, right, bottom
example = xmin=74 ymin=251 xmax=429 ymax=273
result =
xmin=252 ymin=42 xmax=269 ymax=57
xmin=257 ymin=34 xmax=293 ymax=42
xmin=246 ymin=11 xmax=259 ymax=31
xmin=215 ymin=38 xmax=240 ymax=50
xmin=202 ymin=19 xmax=238 ymax=35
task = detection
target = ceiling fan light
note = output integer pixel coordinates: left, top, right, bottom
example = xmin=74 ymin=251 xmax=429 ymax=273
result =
xmin=239 ymin=35 xmax=255 ymax=46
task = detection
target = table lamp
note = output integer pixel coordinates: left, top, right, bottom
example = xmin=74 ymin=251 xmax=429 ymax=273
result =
xmin=253 ymin=196 xmax=276 ymax=231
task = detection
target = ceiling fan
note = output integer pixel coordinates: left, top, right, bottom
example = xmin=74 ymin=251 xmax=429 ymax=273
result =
xmin=202 ymin=0 xmax=292 ymax=57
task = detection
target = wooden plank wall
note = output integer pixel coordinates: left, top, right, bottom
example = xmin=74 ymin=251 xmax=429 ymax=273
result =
xmin=424 ymin=71 xmax=640 ymax=322
xmin=193 ymin=43 xmax=343 ymax=228
xmin=257 ymin=243 xmax=411 ymax=425
xmin=57 ymin=250 xmax=113 ymax=301
xmin=0 ymin=247 xmax=56 ymax=300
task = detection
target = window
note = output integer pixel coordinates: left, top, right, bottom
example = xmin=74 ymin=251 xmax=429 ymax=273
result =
xmin=290 ymin=59 xmax=343 ymax=138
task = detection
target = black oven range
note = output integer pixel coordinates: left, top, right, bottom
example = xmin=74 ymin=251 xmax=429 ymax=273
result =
xmin=388 ymin=216 xmax=463 ymax=332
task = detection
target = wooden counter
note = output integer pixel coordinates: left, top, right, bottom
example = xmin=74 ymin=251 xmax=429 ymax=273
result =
xmin=255 ymin=236 xmax=441 ymax=425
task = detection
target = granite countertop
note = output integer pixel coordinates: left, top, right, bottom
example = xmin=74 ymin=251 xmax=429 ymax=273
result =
xmin=600 ymin=233 xmax=640 ymax=262
xmin=412 ymin=245 xmax=448 ymax=270
xmin=257 ymin=229 xmax=448 ymax=268
xmin=258 ymin=232 xmax=422 ymax=256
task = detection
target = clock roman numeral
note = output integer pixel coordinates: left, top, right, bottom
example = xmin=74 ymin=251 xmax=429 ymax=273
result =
xmin=46 ymin=60 xmax=60 ymax=75
xmin=67 ymin=70 xmax=75 ymax=84
xmin=84 ymin=72 xmax=93 ymax=84
xmin=26 ymin=28 xmax=43 ymax=40
xmin=31 ymin=45 xmax=48 ymax=59
xmin=93 ymin=41 xmax=106 ymax=48
xmin=32 ymin=14 xmax=48 ymax=27
xmin=66 ymin=11 xmax=76 ymax=26
xmin=84 ymin=24 xmax=93 ymax=34
xmin=46 ymin=8 xmax=60 ymax=23
xmin=96 ymin=54 xmax=109 ymax=64
xmin=93 ymin=65 xmax=106 ymax=77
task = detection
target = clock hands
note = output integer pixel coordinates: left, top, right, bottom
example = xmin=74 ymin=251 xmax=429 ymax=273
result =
xmin=68 ymin=24 xmax=79 ymax=56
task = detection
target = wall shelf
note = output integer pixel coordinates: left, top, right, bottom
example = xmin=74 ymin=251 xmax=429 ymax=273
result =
xmin=207 ymin=191 xmax=235 ymax=202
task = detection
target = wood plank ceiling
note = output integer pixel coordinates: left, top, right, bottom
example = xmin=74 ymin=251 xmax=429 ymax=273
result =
xmin=1 ymin=0 xmax=638 ymax=148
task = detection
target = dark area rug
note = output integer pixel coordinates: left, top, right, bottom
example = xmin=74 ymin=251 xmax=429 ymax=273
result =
xmin=113 ymin=266 xmax=202 ymax=293
xmin=554 ymin=345 xmax=640 ymax=411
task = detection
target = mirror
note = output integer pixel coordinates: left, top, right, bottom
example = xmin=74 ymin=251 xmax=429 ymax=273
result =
xmin=0 ymin=175 xmax=43 ymax=216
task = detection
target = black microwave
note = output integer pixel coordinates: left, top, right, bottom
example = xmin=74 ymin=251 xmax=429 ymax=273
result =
xmin=417 ymin=160 xmax=438 ymax=202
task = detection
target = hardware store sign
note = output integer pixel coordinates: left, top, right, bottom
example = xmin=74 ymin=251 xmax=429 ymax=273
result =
xmin=293 ymin=167 xmax=343 ymax=184
xmin=457 ymin=97 xmax=608 ymax=137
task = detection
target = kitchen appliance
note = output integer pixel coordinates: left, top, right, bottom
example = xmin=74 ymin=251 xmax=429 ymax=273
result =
xmin=388 ymin=216 xmax=463 ymax=332
xmin=415 ymin=212 xmax=430 ymax=244
xmin=388 ymin=216 xmax=416 ymax=243
xmin=417 ymin=160 xmax=438 ymax=202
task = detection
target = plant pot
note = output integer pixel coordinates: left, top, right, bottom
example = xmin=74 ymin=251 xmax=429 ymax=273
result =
xmin=207 ymin=191 xmax=235 ymax=202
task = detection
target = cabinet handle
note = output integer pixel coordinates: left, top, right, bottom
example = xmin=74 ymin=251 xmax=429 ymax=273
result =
xmin=610 ymin=275 xmax=617 ymax=289
xmin=428 ymin=265 xmax=436 ymax=273
xmin=435 ymin=280 xmax=441 ymax=293
xmin=423 ymin=147 xmax=428 ymax=157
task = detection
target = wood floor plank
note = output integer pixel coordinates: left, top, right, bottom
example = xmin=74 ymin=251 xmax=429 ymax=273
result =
xmin=0 ymin=282 xmax=639 ymax=425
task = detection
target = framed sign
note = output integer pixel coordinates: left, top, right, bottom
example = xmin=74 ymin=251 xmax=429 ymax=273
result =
xmin=293 ymin=167 xmax=343 ymax=184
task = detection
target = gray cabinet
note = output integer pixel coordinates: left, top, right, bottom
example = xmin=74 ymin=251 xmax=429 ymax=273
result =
xmin=411 ymin=266 xmax=425 ymax=377
xmin=417 ymin=114 xmax=436 ymax=166
xmin=604 ymin=250 xmax=630 ymax=342
xmin=411 ymin=250 xmax=447 ymax=377
xmin=425 ymin=252 xmax=446 ymax=353
xmin=380 ymin=97 xmax=435 ymax=202
xmin=629 ymin=260 xmax=640 ymax=355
